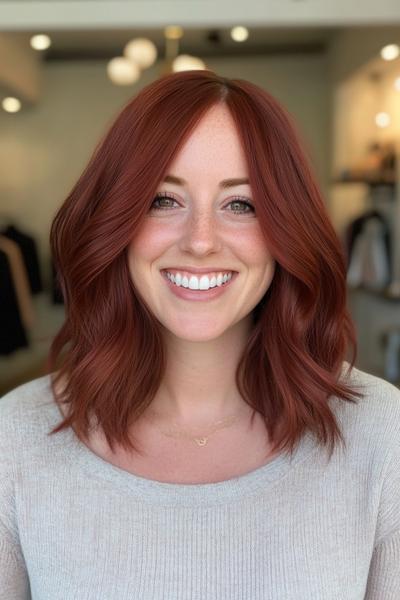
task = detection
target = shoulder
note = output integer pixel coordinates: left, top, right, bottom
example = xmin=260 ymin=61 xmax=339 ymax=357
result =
xmin=333 ymin=361 xmax=400 ymax=450
xmin=0 ymin=374 xmax=64 ymax=563
xmin=334 ymin=363 xmax=400 ymax=543
xmin=0 ymin=373 xmax=56 ymax=418
xmin=0 ymin=374 xmax=60 ymax=456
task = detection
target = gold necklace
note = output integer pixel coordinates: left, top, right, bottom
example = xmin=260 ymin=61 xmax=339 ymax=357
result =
xmin=144 ymin=410 xmax=243 ymax=447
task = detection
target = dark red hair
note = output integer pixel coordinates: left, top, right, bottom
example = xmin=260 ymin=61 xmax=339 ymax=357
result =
xmin=45 ymin=69 xmax=365 ymax=460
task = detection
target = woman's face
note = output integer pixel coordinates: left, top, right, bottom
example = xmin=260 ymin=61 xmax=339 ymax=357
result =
xmin=127 ymin=103 xmax=276 ymax=341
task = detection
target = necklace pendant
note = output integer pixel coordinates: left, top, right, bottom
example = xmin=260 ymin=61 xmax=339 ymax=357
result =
xmin=195 ymin=437 xmax=208 ymax=446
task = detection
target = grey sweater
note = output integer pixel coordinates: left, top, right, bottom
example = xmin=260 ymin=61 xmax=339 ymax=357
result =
xmin=0 ymin=363 xmax=399 ymax=599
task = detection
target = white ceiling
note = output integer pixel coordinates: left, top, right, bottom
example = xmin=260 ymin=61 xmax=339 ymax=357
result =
xmin=0 ymin=0 xmax=400 ymax=31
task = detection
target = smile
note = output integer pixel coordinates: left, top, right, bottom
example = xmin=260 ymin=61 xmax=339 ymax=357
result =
xmin=160 ymin=270 xmax=238 ymax=301
xmin=164 ymin=270 xmax=234 ymax=291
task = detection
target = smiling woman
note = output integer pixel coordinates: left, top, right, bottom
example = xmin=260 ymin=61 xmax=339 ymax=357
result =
xmin=1 ymin=70 xmax=400 ymax=599
xmin=45 ymin=70 xmax=362 ymax=461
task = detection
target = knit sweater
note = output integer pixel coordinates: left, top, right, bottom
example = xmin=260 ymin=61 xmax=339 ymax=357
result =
xmin=1 ymin=363 xmax=399 ymax=600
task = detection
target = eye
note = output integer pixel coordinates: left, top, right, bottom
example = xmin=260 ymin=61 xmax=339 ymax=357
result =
xmin=150 ymin=192 xmax=180 ymax=210
xmin=149 ymin=193 xmax=255 ymax=216
xmin=226 ymin=197 xmax=255 ymax=216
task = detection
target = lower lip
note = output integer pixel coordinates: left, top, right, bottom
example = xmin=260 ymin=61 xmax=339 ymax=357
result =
xmin=161 ymin=271 xmax=238 ymax=301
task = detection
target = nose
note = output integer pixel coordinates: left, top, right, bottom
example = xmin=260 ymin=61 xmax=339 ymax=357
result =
xmin=178 ymin=209 xmax=223 ymax=256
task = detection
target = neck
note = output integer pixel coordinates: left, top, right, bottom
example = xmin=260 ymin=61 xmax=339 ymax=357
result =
xmin=145 ymin=315 xmax=254 ymax=428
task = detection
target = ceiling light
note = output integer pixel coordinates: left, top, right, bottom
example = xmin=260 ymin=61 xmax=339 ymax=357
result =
xmin=164 ymin=26 xmax=184 ymax=40
xmin=30 ymin=34 xmax=51 ymax=51
xmin=375 ymin=112 xmax=390 ymax=128
xmin=124 ymin=38 xmax=157 ymax=69
xmin=107 ymin=57 xmax=140 ymax=85
xmin=380 ymin=44 xmax=400 ymax=61
xmin=172 ymin=55 xmax=206 ymax=72
xmin=2 ymin=97 xmax=22 ymax=113
xmin=230 ymin=26 xmax=249 ymax=42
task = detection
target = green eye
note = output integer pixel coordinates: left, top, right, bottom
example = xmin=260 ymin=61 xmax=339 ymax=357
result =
xmin=150 ymin=193 xmax=179 ymax=210
xmin=150 ymin=193 xmax=255 ymax=216
xmin=228 ymin=198 xmax=255 ymax=214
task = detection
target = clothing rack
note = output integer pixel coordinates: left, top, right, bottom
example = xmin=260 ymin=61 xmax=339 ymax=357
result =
xmin=0 ymin=218 xmax=44 ymax=357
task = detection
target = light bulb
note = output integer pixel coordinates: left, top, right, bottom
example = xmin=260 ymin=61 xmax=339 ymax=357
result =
xmin=107 ymin=57 xmax=140 ymax=85
xmin=380 ymin=44 xmax=400 ymax=61
xmin=172 ymin=55 xmax=206 ymax=72
xmin=375 ymin=112 xmax=390 ymax=128
xmin=2 ymin=97 xmax=21 ymax=113
xmin=30 ymin=34 xmax=51 ymax=50
xmin=231 ymin=26 xmax=249 ymax=42
xmin=124 ymin=38 xmax=157 ymax=69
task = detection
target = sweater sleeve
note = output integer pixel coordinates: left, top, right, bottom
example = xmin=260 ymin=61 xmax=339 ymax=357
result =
xmin=364 ymin=530 xmax=400 ymax=599
xmin=0 ymin=393 xmax=31 ymax=599
xmin=364 ymin=424 xmax=400 ymax=599
xmin=0 ymin=523 xmax=31 ymax=599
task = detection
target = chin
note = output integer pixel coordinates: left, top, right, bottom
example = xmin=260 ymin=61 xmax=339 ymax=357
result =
xmin=163 ymin=321 xmax=230 ymax=342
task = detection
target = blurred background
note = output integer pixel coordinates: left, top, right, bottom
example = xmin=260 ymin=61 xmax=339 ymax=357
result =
xmin=1 ymin=0 xmax=400 ymax=395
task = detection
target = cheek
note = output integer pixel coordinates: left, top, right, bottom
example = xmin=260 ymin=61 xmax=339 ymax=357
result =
xmin=236 ymin=227 xmax=273 ymax=266
xmin=128 ymin=222 xmax=172 ymax=263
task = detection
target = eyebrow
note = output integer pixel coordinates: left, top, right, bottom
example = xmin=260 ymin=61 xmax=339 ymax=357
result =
xmin=162 ymin=174 xmax=250 ymax=189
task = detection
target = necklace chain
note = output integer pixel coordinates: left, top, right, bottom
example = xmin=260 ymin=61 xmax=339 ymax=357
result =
xmin=145 ymin=410 xmax=242 ymax=446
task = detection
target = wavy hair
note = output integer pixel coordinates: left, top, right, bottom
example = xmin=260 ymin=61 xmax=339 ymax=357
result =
xmin=45 ymin=69 xmax=365 ymax=461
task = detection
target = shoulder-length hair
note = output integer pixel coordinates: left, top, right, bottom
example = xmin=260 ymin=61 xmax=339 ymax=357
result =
xmin=45 ymin=69 xmax=365 ymax=461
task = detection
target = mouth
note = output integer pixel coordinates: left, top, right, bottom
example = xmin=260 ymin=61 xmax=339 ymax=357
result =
xmin=160 ymin=269 xmax=238 ymax=300
xmin=161 ymin=269 xmax=236 ymax=286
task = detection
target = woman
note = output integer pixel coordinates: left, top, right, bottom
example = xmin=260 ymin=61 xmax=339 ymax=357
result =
xmin=1 ymin=70 xmax=399 ymax=599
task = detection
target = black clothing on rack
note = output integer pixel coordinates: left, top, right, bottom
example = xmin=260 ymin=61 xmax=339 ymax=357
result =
xmin=0 ymin=224 xmax=43 ymax=294
xmin=0 ymin=249 xmax=29 ymax=355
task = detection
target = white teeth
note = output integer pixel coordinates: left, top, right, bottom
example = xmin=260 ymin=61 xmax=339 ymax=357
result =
xmin=166 ymin=271 xmax=233 ymax=290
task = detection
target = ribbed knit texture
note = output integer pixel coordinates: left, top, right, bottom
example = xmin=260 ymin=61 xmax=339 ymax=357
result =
xmin=1 ymin=362 xmax=399 ymax=599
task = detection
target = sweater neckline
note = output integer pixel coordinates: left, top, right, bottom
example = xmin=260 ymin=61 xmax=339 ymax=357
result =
xmin=62 ymin=416 xmax=320 ymax=506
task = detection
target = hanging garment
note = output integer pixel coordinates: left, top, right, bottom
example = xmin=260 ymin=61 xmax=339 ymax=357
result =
xmin=345 ymin=211 xmax=392 ymax=290
xmin=344 ymin=210 xmax=392 ymax=276
xmin=0 ymin=224 xmax=43 ymax=294
xmin=347 ymin=217 xmax=391 ymax=291
xmin=0 ymin=249 xmax=29 ymax=355
xmin=0 ymin=236 xmax=35 ymax=329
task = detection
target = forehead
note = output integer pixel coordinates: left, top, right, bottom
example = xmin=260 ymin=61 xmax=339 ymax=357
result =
xmin=166 ymin=104 xmax=248 ymax=179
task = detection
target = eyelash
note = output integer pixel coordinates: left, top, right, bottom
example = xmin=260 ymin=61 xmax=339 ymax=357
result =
xmin=150 ymin=192 xmax=255 ymax=215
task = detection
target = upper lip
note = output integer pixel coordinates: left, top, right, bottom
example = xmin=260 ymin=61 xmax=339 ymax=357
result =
xmin=162 ymin=266 xmax=237 ymax=274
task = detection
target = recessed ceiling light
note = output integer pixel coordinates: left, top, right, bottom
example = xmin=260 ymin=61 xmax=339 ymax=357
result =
xmin=380 ymin=44 xmax=399 ymax=61
xmin=2 ymin=97 xmax=22 ymax=113
xmin=375 ymin=112 xmax=390 ymax=128
xmin=30 ymin=34 xmax=51 ymax=51
xmin=230 ymin=27 xmax=249 ymax=42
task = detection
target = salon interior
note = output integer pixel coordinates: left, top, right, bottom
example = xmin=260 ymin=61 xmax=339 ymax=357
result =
xmin=1 ymin=1 xmax=400 ymax=395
